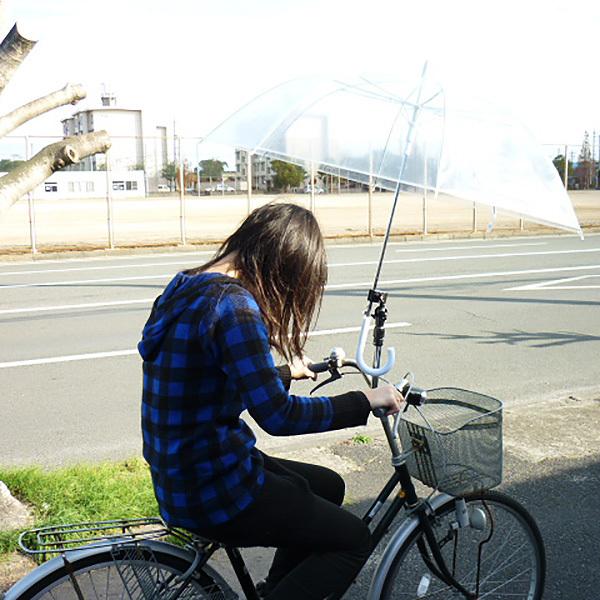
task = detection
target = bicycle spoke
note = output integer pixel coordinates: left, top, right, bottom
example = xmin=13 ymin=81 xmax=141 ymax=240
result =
xmin=461 ymin=541 xmax=529 ymax=590
xmin=381 ymin=494 xmax=544 ymax=600
xmin=478 ymin=568 xmax=536 ymax=598
xmin=86 ymin=569 xmax=100 ymax=599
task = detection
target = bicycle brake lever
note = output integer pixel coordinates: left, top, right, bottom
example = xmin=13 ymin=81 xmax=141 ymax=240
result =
xmin=310 ymin=368 xmax=342 ymax=394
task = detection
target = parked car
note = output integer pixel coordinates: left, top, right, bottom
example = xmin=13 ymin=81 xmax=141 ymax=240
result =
xmin=303 ymin=185 xmax=325 ymax=194
xmin=206 ymin=183 xmax=236 ymax=193
xmin=157 ymin=184 xmax=170 ymax=192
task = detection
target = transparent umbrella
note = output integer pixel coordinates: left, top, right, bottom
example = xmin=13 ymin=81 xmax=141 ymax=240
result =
xmin=206 ymin=64 xmax=583 ymax=378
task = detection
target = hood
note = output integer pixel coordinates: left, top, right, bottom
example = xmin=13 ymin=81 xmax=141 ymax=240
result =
xmin=138 ymin=271 xmax=225 ymax=361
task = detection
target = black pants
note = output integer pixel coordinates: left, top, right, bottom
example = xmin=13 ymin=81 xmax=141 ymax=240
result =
xmin=195 ymin=452 xmax=372 ymax=600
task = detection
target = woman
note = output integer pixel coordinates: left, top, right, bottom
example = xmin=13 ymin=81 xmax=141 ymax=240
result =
xmin=139 ymin=202 xmax=403 ymax=599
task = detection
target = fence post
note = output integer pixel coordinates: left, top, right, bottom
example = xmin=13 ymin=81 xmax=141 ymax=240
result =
xmin=563 ymin=144 xmax=568 ymax=189
xmin=178 ymin=136 xmax=187 ymax=245
xmin=105 ymin=150 xmax=115 ymax=249
xmin=368 ymin=151 xmax=373 ymax=239
xmin=310 ymin=161 xmax=316 ymax=214
xmin=422 ymin=149 xmax=428 ymax=235
xmin=246 ymin=152 xmax=252 ymax=215
xmin=368 ymin=172 xmax=373 ymax=239
xmin=24 ymin=136 xmax=38 ymax=254
xmin=472 ymin=202 xmax=477 ymax=233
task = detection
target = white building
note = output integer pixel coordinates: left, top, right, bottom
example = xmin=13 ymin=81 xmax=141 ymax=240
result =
xmin=235 ymin=149 xmax=274 ymax=191
xmin=61 ymin=91 xmax=172 ymax=192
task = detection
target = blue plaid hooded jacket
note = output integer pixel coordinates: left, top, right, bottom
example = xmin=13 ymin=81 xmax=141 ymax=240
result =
xmin=139 ymin=272 xmax=370 ymax=530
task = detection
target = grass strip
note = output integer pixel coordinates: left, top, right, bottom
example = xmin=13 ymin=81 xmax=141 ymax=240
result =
xmin=0 ymin=458 xmax=158 ymax=558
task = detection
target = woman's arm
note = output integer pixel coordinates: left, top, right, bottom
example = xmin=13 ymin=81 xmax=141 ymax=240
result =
xmin=212 ymin=291 xmax=372 ymax=436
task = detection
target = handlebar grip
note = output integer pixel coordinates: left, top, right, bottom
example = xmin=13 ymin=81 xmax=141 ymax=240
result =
xmin=404 ymin=385 xmax=427 ymax=406
xmin=307 ymin=361 xmax=331 ymax=374
xmin=373 ymin=407 xmax=388 ymax=418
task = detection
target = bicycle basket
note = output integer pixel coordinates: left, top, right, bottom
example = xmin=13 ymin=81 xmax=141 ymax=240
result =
xmin=398 ymin=388 xmax=503 ymax=496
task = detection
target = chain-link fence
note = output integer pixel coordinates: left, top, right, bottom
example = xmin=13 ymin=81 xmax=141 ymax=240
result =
xmin=1 ymin=135 xmax=598 ymax=255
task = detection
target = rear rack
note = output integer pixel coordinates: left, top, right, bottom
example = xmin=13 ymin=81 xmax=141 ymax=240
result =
xmin=18 ymin=517 xmax=180 ymax=556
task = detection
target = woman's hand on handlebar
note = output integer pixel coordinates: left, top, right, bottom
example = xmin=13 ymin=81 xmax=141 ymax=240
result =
xmin=364 ymin=384 xmax=404 ymax=416
xmin=288 ymin=356 xmax=318 ymax=381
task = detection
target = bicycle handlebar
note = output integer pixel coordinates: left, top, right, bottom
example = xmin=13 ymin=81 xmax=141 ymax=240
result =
xmin=307 ymin=348 xmax=427 ymax=414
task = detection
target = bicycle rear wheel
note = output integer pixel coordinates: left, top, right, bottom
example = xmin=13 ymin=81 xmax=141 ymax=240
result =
xmin=8 ymin=541 xmax=237 ymax=600
xmin=380 ymin=490 xmax=545 ymax=599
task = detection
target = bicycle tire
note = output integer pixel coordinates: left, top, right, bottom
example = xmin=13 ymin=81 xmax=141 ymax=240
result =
xmin=379 ymin=490 xmax=545 ymax=600
xmin=6 ymin=540 xmax=237 ymax=600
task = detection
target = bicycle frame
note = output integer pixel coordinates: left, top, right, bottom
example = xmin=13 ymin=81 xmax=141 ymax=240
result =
xmin=220 ymin=288 xmax=478 ymax=600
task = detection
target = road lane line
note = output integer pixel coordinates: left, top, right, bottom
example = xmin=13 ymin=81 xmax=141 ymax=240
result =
xmin=0 ymin=274 xmax=169 ymax=290
xmin=0 ymin=298 xmax=155 ymax=315
xmin=506 ymin=275 xmax=600 ymax=291
xmin=326 ymin=264 xmax=600 ymax=289
xmin=393 ymin=242 xmax=547 ymax=253
xmin=0 ymin=322 xmax=411 ymax=368
xmin=4 ymin=248 xmax=600 ymax=290
xmin=0 ymin=242 xmax=548 ymax=277
xmin=5 ymin=264 xmax=600 ymax=314
xmin=329 ymin=247 xmax=600 ymax=267
xmin=0 ymin=259 xmax=210 ymax=277
xmin=0 ymin=249 xmax=215 ymax=268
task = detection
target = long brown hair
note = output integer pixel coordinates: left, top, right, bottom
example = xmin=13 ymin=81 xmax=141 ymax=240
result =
xmin=192 ymin=202 xmax=327 ymax=361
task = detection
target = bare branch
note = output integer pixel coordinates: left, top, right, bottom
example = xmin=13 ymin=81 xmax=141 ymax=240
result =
xmin=0 ymin=131 xmax=111 ymax=214
xmin=0 ymin=23 xmax=37 ymax=94
xmin=0 ymin=83 xmax=86 ymax=138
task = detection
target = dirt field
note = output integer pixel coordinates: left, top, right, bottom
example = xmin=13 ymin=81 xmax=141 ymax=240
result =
xmin=0 ymin=190 xmax=598 ymax=255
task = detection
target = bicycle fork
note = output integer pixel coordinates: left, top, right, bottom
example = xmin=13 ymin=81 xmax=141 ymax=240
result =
xmin=416 ymin=500 xmax=483 ymax=600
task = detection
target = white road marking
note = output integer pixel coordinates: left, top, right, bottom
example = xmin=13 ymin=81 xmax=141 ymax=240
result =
xmin=505 ymin=275 xmax=600 ymax=291
xmin=306 ymin=321 xmax=410 ymax=337
xmin=3 ymin=247 xmax=599 ymax=290
xmin=5 ymin=264 xmax=600 ymax=315
xmin=0 ymin=242 xmax=548 ymax=278
xmin=0 ymin=322 xmax=412 ymax=369
xmin=0 ymin=298 xmax=155 ymax=315
xmin=0 ymin=274 xmax=169 ymax=290
xmin=326 ymin=264 xmax=600 ymax=289
xmin=0 ymin=249 xmax=215 ymax=268
xmin=393 ymin=242 xmax=546 ymax=253
xmin=0 ymin=259 xmax=208 ymax=277
xmin=329 ymin=247 xmax=600 ymax=268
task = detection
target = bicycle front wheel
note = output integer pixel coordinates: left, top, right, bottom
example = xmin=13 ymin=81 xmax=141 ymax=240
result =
xmin=380 ymin=490 xmax=545 ymax=600
xmin=8 ymin=541 xmax=236 ymax=600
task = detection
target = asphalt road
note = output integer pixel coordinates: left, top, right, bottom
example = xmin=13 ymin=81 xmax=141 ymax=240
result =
xmin=1 ymin=233 xmax=599 ymax=466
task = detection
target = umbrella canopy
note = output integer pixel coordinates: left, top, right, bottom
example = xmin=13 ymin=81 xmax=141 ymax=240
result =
xmin=206 ymin=67 xmax=583 ymax=377
xmin=207 ymin=70 xmax=581 ymax=236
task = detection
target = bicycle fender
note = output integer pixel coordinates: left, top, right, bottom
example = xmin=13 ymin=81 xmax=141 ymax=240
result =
xmin=4 ymin=539 xmax=197 ymax=600
xmin=367 ymin=493 xmax=454 ymax=600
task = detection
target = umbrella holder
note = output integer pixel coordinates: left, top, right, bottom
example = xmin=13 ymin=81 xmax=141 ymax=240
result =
xmin=398 ymin=388 xmax=503 ymax=496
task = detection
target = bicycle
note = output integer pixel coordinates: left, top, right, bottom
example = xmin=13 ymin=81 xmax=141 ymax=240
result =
xmin=6 ymin=345 xmax=545 ymax=600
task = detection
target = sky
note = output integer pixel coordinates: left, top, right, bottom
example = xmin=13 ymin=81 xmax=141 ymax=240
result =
xmin=1 ymin=0 xmax=599 ymax=162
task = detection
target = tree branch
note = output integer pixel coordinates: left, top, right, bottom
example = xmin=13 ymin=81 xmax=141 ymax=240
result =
xmin=0 ymin=23 xmax=37 ymax=94
xmin=0 ymin=131 xmax=111 ymax=214
xmin=0 ymin=83 xmax=86 ymax=138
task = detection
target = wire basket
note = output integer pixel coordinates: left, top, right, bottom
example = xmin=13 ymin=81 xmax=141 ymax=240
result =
xmin=398 ymin=388 xmax=503 ymax=496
